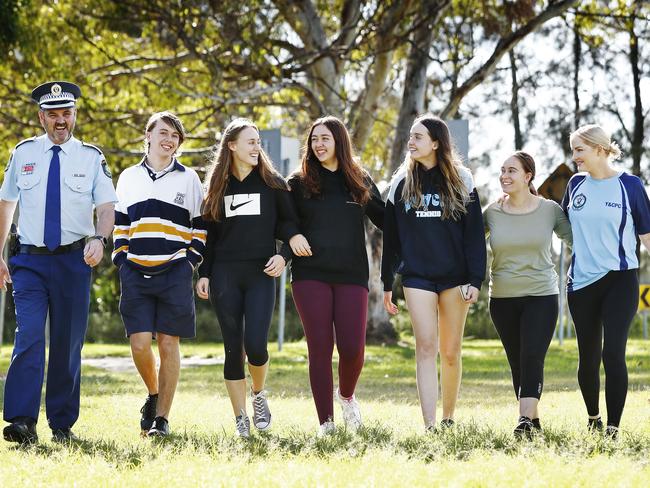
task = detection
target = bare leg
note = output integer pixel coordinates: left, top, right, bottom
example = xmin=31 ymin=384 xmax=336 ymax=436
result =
xmin=520 ymin=397 xmax=539 ymax=419
xmin=130 ymin=332 xmax=158 ymax=395
xmin=438 ymin=287 xmax=469 ymax=420
xmin=156 ymin=333 xmax=180 ymax=418
xmin=249 ymin=360 xmax=269 ymax=393
xmin=225 ymin=379 xmax=248 ymax=416
xmin=404 ymin=287 xmax=439 ymax=428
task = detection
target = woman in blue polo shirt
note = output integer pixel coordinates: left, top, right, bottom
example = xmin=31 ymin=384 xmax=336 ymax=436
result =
xmin=562 ymin=124 xmax=650 ymax=438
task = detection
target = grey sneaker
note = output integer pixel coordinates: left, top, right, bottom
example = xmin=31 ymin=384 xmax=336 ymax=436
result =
xmin=251 ymin=389 xmax=272 ymax=431
xmin=336 ymin=388 xmax=361 ymax=431
xmin=235 ymin=410 xmax=250 ymax=438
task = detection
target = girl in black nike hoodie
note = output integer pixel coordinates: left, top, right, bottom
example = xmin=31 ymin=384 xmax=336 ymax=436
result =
xmin=196 ymin=118 xmax=301 ymax=437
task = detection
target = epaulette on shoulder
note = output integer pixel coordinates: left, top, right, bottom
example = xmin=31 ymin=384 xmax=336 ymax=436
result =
xmin=14 ymin=137 xmax=36 ymax=150
xmin=81 ymin=141 xmax=103 ymax=154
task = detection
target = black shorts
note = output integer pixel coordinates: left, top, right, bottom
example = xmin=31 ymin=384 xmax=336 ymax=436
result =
xmin=401 ymin=275 xmax=463 ymax=294
xmin=119 ymin=260 xmax=196 ymax=338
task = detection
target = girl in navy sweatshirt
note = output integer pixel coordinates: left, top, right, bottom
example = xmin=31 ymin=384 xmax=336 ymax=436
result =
xmin=196 ymin=118 xmax=301 ymax=437
xmin=288 ymin=116 xmax=384 ymax=435
xmin=382 ymin=114 xmax=485 ymax=430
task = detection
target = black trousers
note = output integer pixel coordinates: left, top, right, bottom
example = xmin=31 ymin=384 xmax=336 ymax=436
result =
xmin=209 ymin=260 xmax=276 ymax=380
xmin=489 ymin=295 xmax=558 ymax=400
xmin=567 ymin=270 xmax=639 ymax=427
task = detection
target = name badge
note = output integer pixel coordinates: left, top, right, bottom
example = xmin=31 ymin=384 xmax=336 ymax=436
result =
xmin=21 ymin=163 xmax=35 ymax=175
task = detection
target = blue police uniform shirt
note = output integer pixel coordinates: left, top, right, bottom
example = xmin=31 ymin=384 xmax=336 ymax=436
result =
xmin=0 ymin=134 xmax=117 ymax=246
xmin=562 ymin=171 xmax=650 ymax=291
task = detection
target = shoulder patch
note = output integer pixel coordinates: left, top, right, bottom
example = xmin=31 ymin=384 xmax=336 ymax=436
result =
xmin=81 ymin=141 xmax=103 ymax=154
xmin=101 ymin=159 xmax=112 ymax=178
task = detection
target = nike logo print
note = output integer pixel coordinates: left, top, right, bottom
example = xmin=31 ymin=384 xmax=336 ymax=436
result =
xmin=230 ymin=200 xmax=253 ymax=211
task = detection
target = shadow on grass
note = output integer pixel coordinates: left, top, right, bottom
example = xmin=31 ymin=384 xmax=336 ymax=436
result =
xmin=6 ymin=421 xmax=649 ymax=467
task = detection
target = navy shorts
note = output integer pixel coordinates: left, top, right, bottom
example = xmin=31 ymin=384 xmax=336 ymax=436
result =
xmin=401 ymin=275 xmax=463 ymax=294
xmin=119 ymin=261 xmax=196 ymax=338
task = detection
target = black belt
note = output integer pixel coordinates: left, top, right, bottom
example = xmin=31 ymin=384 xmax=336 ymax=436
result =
xmin=18 ymin=238 xmax=86 ymax=255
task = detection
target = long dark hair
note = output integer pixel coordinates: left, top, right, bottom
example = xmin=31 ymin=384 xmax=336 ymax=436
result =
xmin=399 ymin=114 xmax=469 ymax=220
xmin=203 ymin=118 xmax=287 ymax=221
xmin=294 ymin=115 xmax=370 ymax=205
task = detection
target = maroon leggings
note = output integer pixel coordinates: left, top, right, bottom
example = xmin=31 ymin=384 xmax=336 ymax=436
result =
xmin=292 ymin=280 xmax=368 ymax=424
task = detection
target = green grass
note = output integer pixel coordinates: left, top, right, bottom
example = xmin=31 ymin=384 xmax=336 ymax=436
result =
xmin=1 ymin=339 xmax=649 ymax=487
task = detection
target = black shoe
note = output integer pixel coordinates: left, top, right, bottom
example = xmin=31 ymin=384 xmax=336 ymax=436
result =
xmin=605 ymin=425 xmax=619 ymax=440
xmin=3 ymin=417 xmax=38 ymax=444
xmin=51 ymin=428 xmax=80 ymax=443
xmin=439 ymin=418 xmax=455 ymax=429
xmin=140 ymin=394 xmax=158 ymax=432
xmin=531 ymin=418 xmax=542 ymax=430
xmin=588 ymin=417 xmax=604 ymax=432
xmin=147 ymin=416 xmax=169 ymax=437
xmin=514 ymin=416 xmax=534 ymax=438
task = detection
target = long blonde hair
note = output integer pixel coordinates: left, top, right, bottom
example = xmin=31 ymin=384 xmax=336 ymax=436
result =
xmin=399 ymin=114 xmax=469 ymax=220
xmin=203 ymin=118 xmax=287 ymax=222
xmin=570 ymin=124 xmax=621 ymax=160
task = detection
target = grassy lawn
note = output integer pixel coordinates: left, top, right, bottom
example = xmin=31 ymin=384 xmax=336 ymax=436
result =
xmin=0 ymin=339 xmax=649 ymax=487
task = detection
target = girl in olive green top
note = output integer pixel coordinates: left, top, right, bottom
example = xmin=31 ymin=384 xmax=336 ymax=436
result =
xmin=484 ymin=151 xmax=572 ymax=437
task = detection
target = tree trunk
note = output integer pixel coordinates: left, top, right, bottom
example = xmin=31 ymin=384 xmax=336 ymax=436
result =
xmin=628 ymin=26 xmax=643 ymax=178
xmin=573 ymin=22 xmax=581 ymax=130
xmin=509 ymin=49 xmax=523 ymax=150
xmin=351 ymin=49 xmax=394 ymax=151
xmin=388 ymin=2 xmax=441 ymax=174
xmin=364 ymin=183 xmax=396 ymax=343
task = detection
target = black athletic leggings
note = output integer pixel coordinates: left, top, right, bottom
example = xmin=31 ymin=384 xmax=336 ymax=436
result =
xmin=489 ymin=295 xmax=558 ymax=400
xmin=209 ymin=260 xmax=275 ymax=380
xmin=567 ymin=269 xmax=638 ymax=427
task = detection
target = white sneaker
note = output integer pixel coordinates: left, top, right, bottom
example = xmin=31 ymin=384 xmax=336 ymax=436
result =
xmin=235 ymin=409 xmax=250 ymax=438
xmin=251 ymin=389 xmax=272 ymax=431
xmin=318 ymin=420 xmax=336 ymax=437
xmin=336 ymin=388 xmax=362 ymax=431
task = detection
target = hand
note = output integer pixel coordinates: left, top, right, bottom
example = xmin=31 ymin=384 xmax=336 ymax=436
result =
xmin=196 ymin=277 xmax=210 ymax=299
xmin=289 ymin=234 xmax=312 ymax=257
xmin=264 ymin=254 xmax=286 ymax=277
xmin=464 ymin=285 xmax=479 ymax=304
xmin=83 ymin=239 xmax=104 ymax=267
xmin=0 ymin=258 xmax=12 ymax=291
xmin=496 ymin=193 xmax=509 ymax=205
xmin=383 ymin=291 xmax=398 ymax=315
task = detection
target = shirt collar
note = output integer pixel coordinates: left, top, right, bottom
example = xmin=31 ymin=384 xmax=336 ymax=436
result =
xmin=139 ymin=157 xmax=185 ymax=179
xmin=43 ymin=135 xmax=77 ymax=155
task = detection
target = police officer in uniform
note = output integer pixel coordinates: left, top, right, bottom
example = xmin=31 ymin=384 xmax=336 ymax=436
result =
xmin=0 ymin=81 xmax=117 ymax=444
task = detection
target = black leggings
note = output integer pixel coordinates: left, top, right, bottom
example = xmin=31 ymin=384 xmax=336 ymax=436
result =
xmin=209 ymin=260 xmax=275 ymax=380
xmin=567 ymin=269 xmax=638 ymax=427
xmin=489 ymin=295 xmax=558 ymax=400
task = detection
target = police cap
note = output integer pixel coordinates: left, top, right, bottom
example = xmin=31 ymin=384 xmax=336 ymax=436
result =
xmin=31 ymin=81 xmax=81 ymax=110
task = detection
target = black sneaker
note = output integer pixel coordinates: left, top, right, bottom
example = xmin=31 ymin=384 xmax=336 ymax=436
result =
xmin=514 ymin=416 xmax=534 ymax=438
xmin=3 ymin=417 xmax=38 ymax=445
xmin=531 ymin=418 xmax=542 ymax=430
xmin=51 ymin=428 xmax=80 ymax=443
xmin=147 ymin=416 xmax=169 ymax=437
xmin=140 ymin=394 xmax=158 ymax=433
xmin=588 ymin=417 xmax=604 ymax=432
xmin=439 ymin=418 xmax=455 ymax=430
